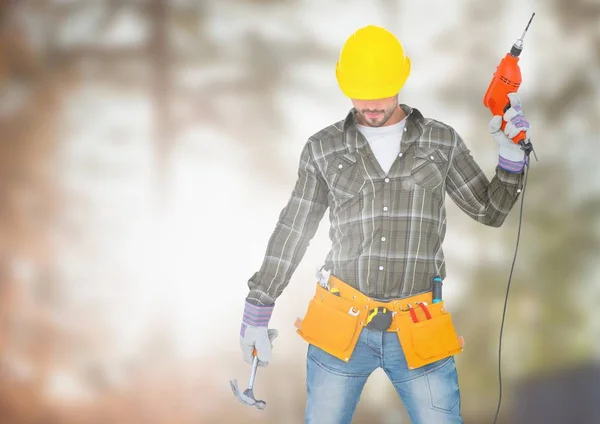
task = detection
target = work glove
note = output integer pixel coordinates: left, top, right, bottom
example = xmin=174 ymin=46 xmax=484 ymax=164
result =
xmin=489 ymin=92 xmax=530 ymax=172
xmin=240 ymin=301 xmax=278 ymax=366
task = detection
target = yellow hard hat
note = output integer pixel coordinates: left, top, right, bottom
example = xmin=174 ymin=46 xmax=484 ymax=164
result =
xmin=336 ymin=25 xmax=411 ymax=100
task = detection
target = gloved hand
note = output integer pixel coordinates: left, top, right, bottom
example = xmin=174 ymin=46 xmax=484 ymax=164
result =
xmin=240 ymin=301 xmax=278 ymax=366
xmin=489 ymin=92 xmax=530 ymax=172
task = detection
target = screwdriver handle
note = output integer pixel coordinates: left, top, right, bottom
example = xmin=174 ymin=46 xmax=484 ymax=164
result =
xmin=432 ymin=277 xmax=443 ymax=304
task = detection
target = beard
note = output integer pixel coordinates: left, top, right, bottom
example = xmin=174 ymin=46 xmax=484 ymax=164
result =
xmin=358 ymin=107 xmax=396 ymax=127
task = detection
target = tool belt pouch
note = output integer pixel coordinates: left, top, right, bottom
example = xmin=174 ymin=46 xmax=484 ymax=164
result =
xmin=296 ymin=283 xmax=362 ymax=362
xmin=396 ymin=302 xmax=463 ymax=370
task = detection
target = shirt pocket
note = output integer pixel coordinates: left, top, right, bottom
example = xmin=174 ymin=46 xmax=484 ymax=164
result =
xmin=325 ymin=153 xmax=365 ymax=202
xmin=410 ymin=147 xmax=448 ymax=190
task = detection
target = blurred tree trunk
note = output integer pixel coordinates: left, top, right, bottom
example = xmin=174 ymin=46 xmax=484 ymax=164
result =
xmin=0 ymin=6 xmax=76 ymax=421
xmin=149 ymin=0 xmax=171 ymax=205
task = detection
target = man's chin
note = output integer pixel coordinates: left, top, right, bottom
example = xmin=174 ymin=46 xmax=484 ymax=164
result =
xmin=365 ymin=118 xmax=385 ymax=127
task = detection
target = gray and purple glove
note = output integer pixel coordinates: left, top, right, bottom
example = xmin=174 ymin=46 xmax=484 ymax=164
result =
xmin=489 ymin=92 xmax=530 ymax=173
xmin=240 ymin=301 xmax=278 ymax=366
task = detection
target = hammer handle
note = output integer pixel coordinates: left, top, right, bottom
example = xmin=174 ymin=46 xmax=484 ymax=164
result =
xmin=248 ymin=354 xmax=258 ymax=390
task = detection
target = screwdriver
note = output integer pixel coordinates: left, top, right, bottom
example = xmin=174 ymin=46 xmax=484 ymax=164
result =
xmin=432 ymin=276 xmax=442 ymax=303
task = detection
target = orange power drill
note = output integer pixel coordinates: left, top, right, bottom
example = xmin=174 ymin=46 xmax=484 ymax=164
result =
xmin=483 ymin=13 xmax=535 ymax=149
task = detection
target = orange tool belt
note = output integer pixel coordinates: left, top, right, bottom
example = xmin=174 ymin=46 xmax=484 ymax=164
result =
xmin=295 ymin=275 xmax=463 ymax=370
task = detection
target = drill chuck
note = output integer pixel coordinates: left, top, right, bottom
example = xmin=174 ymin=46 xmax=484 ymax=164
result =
xmin=510 ymin=44 xmax=523 ymax=57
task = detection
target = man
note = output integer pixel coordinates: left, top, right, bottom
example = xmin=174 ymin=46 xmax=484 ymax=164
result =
xmin=239 ymin=25 xmax=529 ymax=424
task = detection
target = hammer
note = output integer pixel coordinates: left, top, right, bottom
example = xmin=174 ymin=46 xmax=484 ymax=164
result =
xmin=230 ymin=348 xmax=266 ymax=410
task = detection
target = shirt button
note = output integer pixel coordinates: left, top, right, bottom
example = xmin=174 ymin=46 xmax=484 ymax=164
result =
xmin=398 ymin=153 xmax=403 ymax=158
xmin=381 ymin=237 xmax=386 ymax=241
xmin=430 ymin=155 xmax=435 ymax=160
xmin=517 ymin=188 xmax=522 ymax=193
xmin=378 ymin=266 xmax=384 ymax=271
xmin=384 ymin=178 xmax=390 ymax=183
xmin=338 ymin=164 xmax=343 ymax=169
xmin=403 ymin=128 xmax=407 ymax=132
xmin=383 ymin=206 xmax=388 ymax=212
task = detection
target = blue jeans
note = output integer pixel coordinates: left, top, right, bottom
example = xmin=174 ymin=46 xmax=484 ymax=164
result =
xmin=305 ymin=327 xmax=463 ymax=424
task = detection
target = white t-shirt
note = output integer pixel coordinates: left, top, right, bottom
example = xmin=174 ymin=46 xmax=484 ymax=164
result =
xmin=356 ymin=118 xmax=407 ymax=175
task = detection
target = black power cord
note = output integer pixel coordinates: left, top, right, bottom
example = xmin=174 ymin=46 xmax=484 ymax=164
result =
xmin=493 ymin=141 xmax=534 ymax=424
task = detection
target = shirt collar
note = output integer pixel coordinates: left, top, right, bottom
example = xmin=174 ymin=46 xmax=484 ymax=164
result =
xmin=343 ymin=104 xmax=424 ymax=152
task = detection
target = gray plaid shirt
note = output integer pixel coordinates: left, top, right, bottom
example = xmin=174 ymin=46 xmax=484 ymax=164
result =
xmin=246 ymin=104 xmax=525 ymax=306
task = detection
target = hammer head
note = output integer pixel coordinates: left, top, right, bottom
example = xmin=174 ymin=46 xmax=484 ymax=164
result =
xmin=229 ymin=379 xmax=266 ymax=410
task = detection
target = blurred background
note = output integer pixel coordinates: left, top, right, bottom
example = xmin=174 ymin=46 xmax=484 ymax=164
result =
xmin=0 ymin=0 xmax=599 ymax=423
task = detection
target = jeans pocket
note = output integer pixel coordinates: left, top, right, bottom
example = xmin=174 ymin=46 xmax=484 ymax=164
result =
xmin=425 ymin=356 xmax=461 ymax=414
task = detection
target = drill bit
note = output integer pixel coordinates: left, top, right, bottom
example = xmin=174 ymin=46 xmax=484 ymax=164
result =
xmin=513 ymin=13 xmax=535 ymax=52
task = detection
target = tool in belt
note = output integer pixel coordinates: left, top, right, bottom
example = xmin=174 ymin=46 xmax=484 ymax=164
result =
xmin=365 ymin=307 xmax=393 ymax=331
xmin=329 ymin=280 xmax=432 ymax=331
xmin=295 ymin=274 xmax=463 ymax=369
